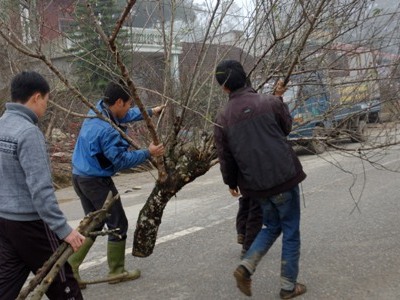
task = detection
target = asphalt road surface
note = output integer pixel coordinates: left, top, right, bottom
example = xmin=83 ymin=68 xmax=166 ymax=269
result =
xmin=55 ymin=142 xmax=400 ymax=300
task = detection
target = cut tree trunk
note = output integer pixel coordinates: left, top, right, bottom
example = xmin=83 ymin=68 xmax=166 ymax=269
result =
xmin=132 ymin=154 xmax=214 ymax=257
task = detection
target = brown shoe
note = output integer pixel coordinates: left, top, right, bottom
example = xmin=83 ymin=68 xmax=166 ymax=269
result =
xmin=237 ymin=234 xmax=245 ymax=245
xmin=233 ymin=266 xmax=252 ymax=297
xmin=279 ymin=283 xmax=307 ymax=299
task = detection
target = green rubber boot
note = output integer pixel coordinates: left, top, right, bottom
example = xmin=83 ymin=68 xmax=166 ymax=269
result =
xmin=67 ymin=237 xmax=94 ymax=289
xmin=107 ymin=240 xmax=141 ymax=284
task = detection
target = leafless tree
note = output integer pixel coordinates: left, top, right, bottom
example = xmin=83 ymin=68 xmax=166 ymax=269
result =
xmin=1 ymin=0 xmax=400 ymax=297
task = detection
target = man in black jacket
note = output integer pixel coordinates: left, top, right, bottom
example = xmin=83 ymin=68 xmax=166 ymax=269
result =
xmin=214 ymin=60 xmax=307 ymax=299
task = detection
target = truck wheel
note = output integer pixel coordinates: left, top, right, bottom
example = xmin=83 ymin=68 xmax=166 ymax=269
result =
xmin=307 ymin=139 xmax=326 ymax=154
xmin=368 ymin=112 xmax=380 ymax=123
xmin=350 ymin=120 xmax=367 ymax=142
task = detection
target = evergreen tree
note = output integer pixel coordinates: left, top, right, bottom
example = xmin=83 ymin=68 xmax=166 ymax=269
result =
xmin=67 ymin=0 xmax=130 ymax=97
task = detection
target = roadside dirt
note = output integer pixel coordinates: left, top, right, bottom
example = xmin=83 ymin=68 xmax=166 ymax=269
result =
xmin=51 ymin=161 xmax=73 ymax=189
xmin=50 ymin=158 xmax=153 ymax=190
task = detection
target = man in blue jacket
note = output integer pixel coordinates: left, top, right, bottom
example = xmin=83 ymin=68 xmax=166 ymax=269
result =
xmin=214 ymin=60 xmax=307 ymax=299
xmin=68 ymin=81 xmax=165 ymax=288
xmin=0 ymin=71 xmax=85 ymax=300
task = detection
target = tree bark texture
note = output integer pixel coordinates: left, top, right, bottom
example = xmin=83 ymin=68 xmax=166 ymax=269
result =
xmin=132 ymin=151 xmax=215 ymax=257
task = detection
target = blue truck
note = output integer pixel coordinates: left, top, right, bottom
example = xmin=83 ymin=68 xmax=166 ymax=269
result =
xmin=283 ymin=72 xmax=380 ymax=154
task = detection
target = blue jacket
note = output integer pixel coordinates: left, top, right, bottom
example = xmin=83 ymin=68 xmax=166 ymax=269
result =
xmin=72 ymin=100 xmax=153 ymax=177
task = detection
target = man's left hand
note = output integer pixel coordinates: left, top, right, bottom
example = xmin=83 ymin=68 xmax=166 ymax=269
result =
xmin=152 ymin=105 xmax=166 ymax=116
xmin=229 ymin=187 xmax=241 ymax=197
xmin=273 ymin=79 xmax=287 ymax=97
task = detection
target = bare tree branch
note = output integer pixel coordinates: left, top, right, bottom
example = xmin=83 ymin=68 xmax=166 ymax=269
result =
xmin=84 ymin=0 xmax=167 ymax=181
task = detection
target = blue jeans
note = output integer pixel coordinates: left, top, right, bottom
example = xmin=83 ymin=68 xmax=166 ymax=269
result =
xmin=240 ymin=185 xmax=301 ymax=291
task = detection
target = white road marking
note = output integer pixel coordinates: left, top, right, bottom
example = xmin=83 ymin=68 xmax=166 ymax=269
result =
xmin=154 ymin=226 xmax=204 ymax=244
xmin=80 ymin=226 xmax=204 ymax=271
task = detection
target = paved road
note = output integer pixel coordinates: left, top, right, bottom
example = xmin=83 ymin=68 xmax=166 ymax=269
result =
xmin=55 ymin=144 xmax=400 ymax=300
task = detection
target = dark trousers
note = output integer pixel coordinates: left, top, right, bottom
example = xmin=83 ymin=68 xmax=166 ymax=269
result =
xmin=0 ymin=217 xmax=82 ymax=300
xmin=236 ymin=197 xmax=263 ymax=250
xmin=72 ymin=175 xmax=127 ymax=241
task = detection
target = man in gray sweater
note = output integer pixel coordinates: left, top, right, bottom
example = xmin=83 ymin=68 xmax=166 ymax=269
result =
xmin=0 ymin=71 xmax=85 ymax=299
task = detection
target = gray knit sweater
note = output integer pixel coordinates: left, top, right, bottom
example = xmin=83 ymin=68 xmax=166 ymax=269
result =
xmin=0 ymin=103 xmax=72 ymax=239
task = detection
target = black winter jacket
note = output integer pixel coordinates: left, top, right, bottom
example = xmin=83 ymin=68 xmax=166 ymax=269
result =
xmin=214 ymin=86 xmax=306 ymax=198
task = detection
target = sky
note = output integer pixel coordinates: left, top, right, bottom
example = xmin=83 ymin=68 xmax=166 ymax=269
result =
xmin=193 ymin=0 xmax=253 ymax=14
xmin=194 ymin=0 xmax=398 ymax=14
